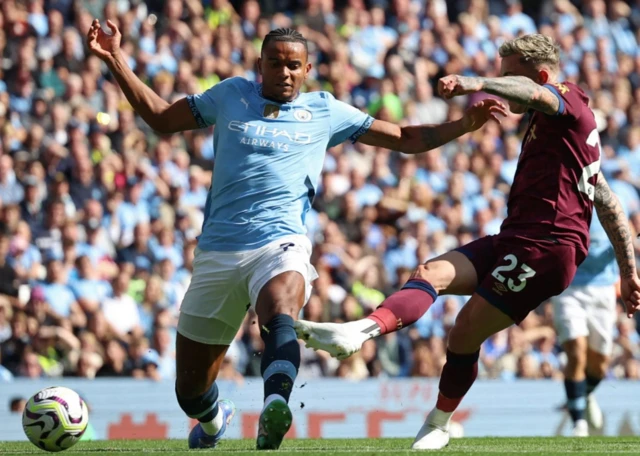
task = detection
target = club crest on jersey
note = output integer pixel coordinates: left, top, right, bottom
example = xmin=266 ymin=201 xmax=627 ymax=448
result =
xmin=552 ymin=82 xmax=569 ymax=94
xmin=294 ymin=109 xmax=312 ymax=122
xmin=263 ymin=104 xmax=280 ymax=119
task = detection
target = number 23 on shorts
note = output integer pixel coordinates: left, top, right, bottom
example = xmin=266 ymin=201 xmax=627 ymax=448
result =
xmin=491 ymin=254 xmax=537 ymax=293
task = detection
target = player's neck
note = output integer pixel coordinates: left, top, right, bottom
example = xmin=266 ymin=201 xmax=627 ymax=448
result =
xmin=259 ymin=85 xmax=299 ymax=104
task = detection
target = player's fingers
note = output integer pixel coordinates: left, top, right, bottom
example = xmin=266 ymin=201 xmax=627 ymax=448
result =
xmin=486 ymin=99 xmax=507 ymax=108
xmin=491 ymin=108 xmax=508 ymax=118
xmin=87 ymin=20 xmax=97 ymax=37
xmin=106 ymin=19 xmax=120 ymax=35
xmin=489 ymin=114 xmax=502 ymax=124
xmin=489 ymin=104 xmax=507 ymax=114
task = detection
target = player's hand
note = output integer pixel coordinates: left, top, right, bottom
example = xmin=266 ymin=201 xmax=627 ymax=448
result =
xmin=87 ymin=19 xmax=121 ymax=62
xmin=438 ymin=75 xmax=484 ymax=99
xmin=620 ymin=274 xmax=640 ymax=318
xmin=461 ymin=99 xmax=507 ymax=132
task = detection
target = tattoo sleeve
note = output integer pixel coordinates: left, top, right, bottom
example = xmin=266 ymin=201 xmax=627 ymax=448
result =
xmin=594 ymin=172 xmax=637 ymax=278
xmin=477 ymin=76 xmax=560 ymax=115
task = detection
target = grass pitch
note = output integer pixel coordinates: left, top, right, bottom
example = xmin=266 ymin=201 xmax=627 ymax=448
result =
xmin=2 ymin=438 xmax=640 ymax=455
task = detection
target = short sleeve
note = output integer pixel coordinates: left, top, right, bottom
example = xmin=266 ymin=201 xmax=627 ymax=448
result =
xmin=327 ymin=94 xmax=374 ymax=148
xmin=543 ymin=82 xmax=584 ymax=120
xmin=186 ymin=78 xmax=235 ymax=128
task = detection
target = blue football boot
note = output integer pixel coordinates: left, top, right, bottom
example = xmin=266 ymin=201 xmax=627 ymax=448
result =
xmin=188 ymin=399 xmax=236 ymax=449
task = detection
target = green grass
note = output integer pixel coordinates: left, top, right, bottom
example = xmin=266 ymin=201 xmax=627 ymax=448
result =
xmin=2 ymin=438 xmax=640 ymax=456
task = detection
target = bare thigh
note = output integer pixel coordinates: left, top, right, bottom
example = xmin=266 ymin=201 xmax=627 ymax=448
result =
xmin=255 ymin=270 xmax=306 ymax=326
xmin=410 ymin=250 xmax=479 ymax=296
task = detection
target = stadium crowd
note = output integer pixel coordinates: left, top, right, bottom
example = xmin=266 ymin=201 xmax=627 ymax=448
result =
xmin=1 ymin=0 xmax=640 ymax=384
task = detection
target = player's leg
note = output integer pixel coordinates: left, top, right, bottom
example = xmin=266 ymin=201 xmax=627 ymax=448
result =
xmin=583 ymin=284 xmax=617 ymax=431
xmin=249 ymin=236 xmax=316 ymax=450
xmin=366 ymin=249 xmax=480 ymax=334
xmin=253 ymin=271 xmax=304 ymax=450
xmin=552 ymin=287 xmax=590 ymax=437
xmin=584 ymin=347 xmax=608 ymax=432
xmin=296 ymin=238 xmax=495 ymax=359
xmin=175 ymin=327 xmax=236 ymax=448
xmin=174 ymin=248 xmax=248 ymax=448
xmin=561 ymin=337 xmax=589 ymax=436
xmin=413 ymin=238 xmax=579 ymax=450
xmin=412 ymin=293 xmax=514 ymax=450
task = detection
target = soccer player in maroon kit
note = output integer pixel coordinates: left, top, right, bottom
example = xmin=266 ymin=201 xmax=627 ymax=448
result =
xmin=296 ymin=34 xmax=640 ymax=449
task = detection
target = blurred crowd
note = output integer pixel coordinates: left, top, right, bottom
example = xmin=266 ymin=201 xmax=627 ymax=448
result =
xmin=1 ymin=0 xmax=640 ymax=385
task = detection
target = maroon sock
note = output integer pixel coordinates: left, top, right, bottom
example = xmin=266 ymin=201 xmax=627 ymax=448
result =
xmin=436 ymin=350 xmax=480 ymax=413
xmin=367 ymin=279 xmax=437 ymax=335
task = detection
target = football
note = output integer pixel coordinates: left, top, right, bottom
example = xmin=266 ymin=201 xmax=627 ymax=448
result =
xmin=22 ymin=387 xmax=89 ymax=452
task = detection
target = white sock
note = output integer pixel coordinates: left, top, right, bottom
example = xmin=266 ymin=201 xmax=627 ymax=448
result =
xmin=200 ymin=405 xmax=225 ymax=436
xmin=349 ymin=318 xmax=382 ymax=339
xmin=263 ymin=394 xmax=286 ymax=412
xmin=429 ymin=408 xmax=453 ymax=430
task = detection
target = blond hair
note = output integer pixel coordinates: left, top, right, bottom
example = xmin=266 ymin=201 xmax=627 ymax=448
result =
xmin=499 ymin=34 xmax=560 ymax=70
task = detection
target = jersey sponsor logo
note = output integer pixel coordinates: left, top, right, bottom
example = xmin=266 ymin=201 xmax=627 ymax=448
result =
xmin=294 ymin=109 xmax=312 ymax=122
xmin=228 ymin=120 xmax=312 ymax=151
xmin=263 ymin=104 xmax=280 ymax=119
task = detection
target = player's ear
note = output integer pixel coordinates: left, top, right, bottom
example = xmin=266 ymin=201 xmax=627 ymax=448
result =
xmin=537 ymin=68 xmax=550 ymax=85
xmin=257 ymin=57 xmax=263 ymax=76
xmin=304 ymin=62 xmax=312 ymax=80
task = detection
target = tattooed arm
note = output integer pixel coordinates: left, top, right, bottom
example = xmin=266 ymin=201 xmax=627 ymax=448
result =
xmin=438 ymin=75 xmax=561 ymax=115
xmin=593 ymin=172 xmax=636 ymax=278
xmin=357 ymin=99 xmax=507 ymax=154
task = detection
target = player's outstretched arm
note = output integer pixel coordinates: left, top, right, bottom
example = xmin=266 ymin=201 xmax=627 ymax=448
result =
xmin=594 ymin=172 xmax=640 ymax=317
xmin=357 ymin=99 xmax=506 ymax=154
xmin=87 ymin=19 xmax=198 ymax=134
xmin=438 ymin=75 xmax=560 ymax=116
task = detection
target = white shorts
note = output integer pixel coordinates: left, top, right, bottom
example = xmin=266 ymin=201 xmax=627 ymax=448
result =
xmin=178 ymin=234 xmax=318 ymax=345
xmin=551 ymin=284 xmax=617 ymax=356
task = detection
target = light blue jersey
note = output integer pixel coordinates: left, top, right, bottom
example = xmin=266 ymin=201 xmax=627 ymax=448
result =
xmin=573 ymin=205 xmax=628 ymax=287
xmin=187 ymin=77 xmax=373 ymax=251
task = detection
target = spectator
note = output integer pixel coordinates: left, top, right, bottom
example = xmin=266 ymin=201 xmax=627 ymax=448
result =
xmin=9 ymin=397 xmax=26 ymax=413
xmin=101 ymin=272 xmax=142 ymax=340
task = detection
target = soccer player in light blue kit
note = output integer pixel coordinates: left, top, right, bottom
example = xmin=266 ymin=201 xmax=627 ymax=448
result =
xmin=551 ymin=205 xmax=631 ymax=437
xmin=87 ymin=21 xmax=506 ymax=449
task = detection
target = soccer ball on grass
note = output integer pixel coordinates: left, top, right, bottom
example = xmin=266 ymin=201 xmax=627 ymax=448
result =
xmin=22 ymin=386 xmax=89 ymax=452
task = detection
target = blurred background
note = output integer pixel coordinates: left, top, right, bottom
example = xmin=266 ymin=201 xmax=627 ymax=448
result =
xmin=1 ymin=0 xmax=640 ymax=440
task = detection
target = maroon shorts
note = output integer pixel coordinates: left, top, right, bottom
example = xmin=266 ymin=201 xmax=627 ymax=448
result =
xmin=456 ymin=235 xmax=583 ymax=324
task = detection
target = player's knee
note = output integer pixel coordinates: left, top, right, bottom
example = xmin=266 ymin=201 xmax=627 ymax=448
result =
xmin=447 ymin=310 xmax=478 ymax=352
xmin=563 ymin=339 xmax=587 ymax=361
xmin=412 ymin=262 xmax=448 ymax=293
xmin=563 ymin=339 xmax=587 ymax=375
xmin=586 ymin=354 xmax=609 ymax=379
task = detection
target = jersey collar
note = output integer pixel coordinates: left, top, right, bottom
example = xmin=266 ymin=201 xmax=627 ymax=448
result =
xmin=257 ymin=83 xmax=301 ymax=105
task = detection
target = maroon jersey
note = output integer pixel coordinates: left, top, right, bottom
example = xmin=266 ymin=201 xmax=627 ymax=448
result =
xmin=500 ymin=81 xmax=600 ymax=257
